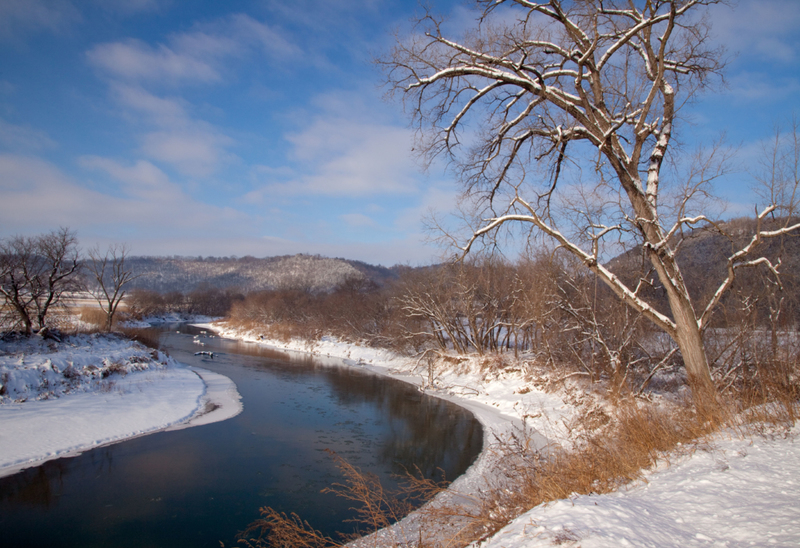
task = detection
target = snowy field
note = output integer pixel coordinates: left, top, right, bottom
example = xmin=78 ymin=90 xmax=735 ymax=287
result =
xmin=0 ymin=331 xmax=241 ymax=477
xmin=1 ymin=322 xmax=798 ymax=546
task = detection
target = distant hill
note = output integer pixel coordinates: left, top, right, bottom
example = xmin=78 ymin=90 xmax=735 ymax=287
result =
xmin=126 ymin=254 xmax=399 ymax=294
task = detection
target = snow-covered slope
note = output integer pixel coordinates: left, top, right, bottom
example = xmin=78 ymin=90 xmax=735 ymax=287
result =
xmin=482 ymin=430 xmax=799 ymax=547
xmin=0 ymin=333 xmax=241 ymax=477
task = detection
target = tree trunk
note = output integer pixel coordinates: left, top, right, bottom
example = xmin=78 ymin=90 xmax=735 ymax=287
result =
xmin=670 ymin=293 xmax=715 ymax=395
xmin=654 ymin=255 xmax=718 ymax=407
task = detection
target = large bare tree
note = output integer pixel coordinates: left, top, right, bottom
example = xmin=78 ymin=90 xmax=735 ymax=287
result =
xmin=383 ymin=0 xmax=800 ymax=401
xmin=87 ymin=244 xmax=138 ymax=331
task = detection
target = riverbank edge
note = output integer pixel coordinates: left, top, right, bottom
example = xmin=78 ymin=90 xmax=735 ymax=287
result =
xmin=0 ymin=364 xmax=242 ymax=479
xmin=197 ymin=322 xmax=563 ymax=546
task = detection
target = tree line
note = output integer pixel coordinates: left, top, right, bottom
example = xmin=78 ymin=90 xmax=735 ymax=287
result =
xmin=222 ymin=242 xmax=798 ymax=398
xmin=3 ymin=220 xmax=796 ymax=399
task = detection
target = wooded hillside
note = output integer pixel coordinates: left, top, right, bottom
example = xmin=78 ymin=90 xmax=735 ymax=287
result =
xmin=125 ymin=254 xmax=398 ymax=294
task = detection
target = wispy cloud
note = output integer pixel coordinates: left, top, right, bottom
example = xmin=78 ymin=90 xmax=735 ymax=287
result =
xmin=103 ymin=81 xmax=236 ymax=177
xmin=109 ymin=83 xmax=188 ymax=124
xmin=78 ymin=156 xmax=181 ymax=202
xmin=1 ymin=153 xmax=121 ymax=229
xmin=1 ymin=153 xmax=251 ymax=241
xmin=141 ymin=128 xmax=235 ymax=177
xmin=0 ymin=0 xmax=81 ymax=42
xmin=721 ymin=71 xmax=800 ymax=102
xmin=87 ymin=13 xmax=301 ymax=85
xmin=226 ymin=13 xmax=302 ymax=60
xmin=711 ymin=0 xmax=800 ymax=63
xmin=86 ymin=13 xmax=305 ymax=177
xmin=87 ymin=38 xmax=225 ymax=84
xmin=0 ymin=118 xmax=57 ymax=151
xmin=253 ymin=88 xmax=422 ymax=197
xmin=340 ymin=212 xmax=377 ymax=228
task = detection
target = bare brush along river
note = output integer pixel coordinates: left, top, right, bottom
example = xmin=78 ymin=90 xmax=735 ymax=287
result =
xmin=0 ymin=324 xmax=483 ymax=547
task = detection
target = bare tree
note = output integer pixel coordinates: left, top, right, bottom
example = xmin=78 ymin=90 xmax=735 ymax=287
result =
xmin=0 ymin=228 xmax=82 ymax=336
xmin=87 ymin=244 xmax=138 ymax=331
xmin=383 ymin=0 xmax=800 ymax=403
xmin=0 ymin=236 xmax=38 ymax=335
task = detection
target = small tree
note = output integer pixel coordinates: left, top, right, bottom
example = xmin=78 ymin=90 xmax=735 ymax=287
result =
xmin=0 ymin=228 xmax=82 ymax=336
xmin=383 ymin=0 xmax=800 ymax=404
xmin=87 ymin=244 xmax=138 ymax=331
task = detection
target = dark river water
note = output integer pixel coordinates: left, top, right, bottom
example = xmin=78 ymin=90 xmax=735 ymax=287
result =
xmin=0 ymin=325 xmax=483 ymax=547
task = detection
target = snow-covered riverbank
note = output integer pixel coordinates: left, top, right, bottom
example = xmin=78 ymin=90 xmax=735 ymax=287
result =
xmin=0 ymin=332 xmax=241 ymax=478
xmin=206 ymin=322 xmax=800 ymax=548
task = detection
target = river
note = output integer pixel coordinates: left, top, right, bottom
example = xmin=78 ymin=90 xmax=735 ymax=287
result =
xmin=0 ymin=325 xmax=483 ymax=547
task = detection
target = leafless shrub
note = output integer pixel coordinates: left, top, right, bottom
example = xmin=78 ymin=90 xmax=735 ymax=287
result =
xmin=236 ymin=450 xmax=447 ymax=548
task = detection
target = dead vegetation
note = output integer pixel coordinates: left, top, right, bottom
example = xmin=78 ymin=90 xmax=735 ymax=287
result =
xmin=231 ymin=361 xmax=797 ymax=548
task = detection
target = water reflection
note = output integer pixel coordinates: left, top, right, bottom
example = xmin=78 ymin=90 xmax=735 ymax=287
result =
xmin=0 ymin=325 xmax=482 ymax=548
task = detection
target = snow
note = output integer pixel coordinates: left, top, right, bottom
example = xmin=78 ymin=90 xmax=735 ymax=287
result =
xmin=2 ymin=322 xmax=798 ymax=547
xmin=482 ymin=431 xmax=800 ymax=547
xmin=0 ymin=332 xmax=242 ymax=478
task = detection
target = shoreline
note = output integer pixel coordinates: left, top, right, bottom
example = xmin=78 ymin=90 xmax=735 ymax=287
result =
xmin=198 ymin=322 xmax=560 ymax=545
xmin=0 ymin=364 xmax=242 ymax=479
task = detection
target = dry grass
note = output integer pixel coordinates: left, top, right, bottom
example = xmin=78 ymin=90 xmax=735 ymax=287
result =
xmin=78 ymin=306 xmax=108 ymax=328
xmin=231 ymin=401 xmax=722 ymax=548
xmin=217 ymin=309 xmax=800 ymax=547
xmin=406 ymin=399 xmax=722 ymax=547
xmin=231 ymin=389 xmax=797 ymax=548
xmin=235 ymin=451 xmax=446 ymax=548
xmin=223 ymin=318 xmax=322 ymax=344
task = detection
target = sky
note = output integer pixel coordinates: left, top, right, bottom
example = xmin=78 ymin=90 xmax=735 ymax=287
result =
xmin=0 ymin=0 xmax=798 ymax=266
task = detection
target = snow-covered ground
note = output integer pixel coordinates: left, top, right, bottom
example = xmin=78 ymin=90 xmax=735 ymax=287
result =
xmin=207 ymin=322 xmax=800 ymax=548
xmin=0 ymin=331 xmax=241 ymax=477
xmin=482 ymin=430 xmax=800 ymax=547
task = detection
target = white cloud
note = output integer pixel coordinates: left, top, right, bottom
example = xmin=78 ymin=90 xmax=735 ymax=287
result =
xmin=721 ymin=71 xmax=800 ymax=102
xmin=109 ymin=83 xmax=188 ymax=124
xmin=265 ymin=118 xmax=418 ymax=196
xmin=87 ymin=39 xmax=223 ymax=84
xmin=0 ymin=153 xmax=252 ymax=241
xmin=0 ymin=118 xmax=57 ymax=150
xmin=340 ymin=213 xmax=377 ymax=228
xmin=78 ymin=156 xmax=182 ymax=202
xmin=394 ymin=184 xmax=460 ymax=232
xmin=104 ymin=84 xmax=235 ymax=177
xmin=0 ymin=0 xmax=81 ymax=42
xmin=0 ymin=152 xmax=439 ymax=265
xmin=86 ymin=13 xmax=301 ymax=85
xmin=87 ymin=16 xmax=299 ymax=177
xmin=710 ymin=0 xmax=800 ymax=63
xmin=227 ymin=13 xmax=302 ymax=60
xmin=0 ymin=154 xmax=121 ymax=229
xmin=141 ymin=128 xmax=234 ymax=177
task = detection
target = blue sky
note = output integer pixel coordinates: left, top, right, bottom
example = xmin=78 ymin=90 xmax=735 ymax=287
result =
xmin=0 ymin=0 xmax=798 ymax=265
